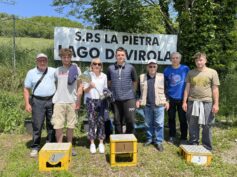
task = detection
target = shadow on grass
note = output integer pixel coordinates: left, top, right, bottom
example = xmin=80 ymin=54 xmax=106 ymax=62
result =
xmin=214 ymin=119 xmax=237 ymax=129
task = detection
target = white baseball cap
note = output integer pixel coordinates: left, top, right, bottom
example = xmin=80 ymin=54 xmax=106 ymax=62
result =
xmin=147 ymin=59 xmax=157 ymax=64
xmin=36 ymin=53 xmax=48 ymax=59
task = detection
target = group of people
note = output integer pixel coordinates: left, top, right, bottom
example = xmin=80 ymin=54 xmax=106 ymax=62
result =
xmin=24 ymin=47 xmax=219 ymax=157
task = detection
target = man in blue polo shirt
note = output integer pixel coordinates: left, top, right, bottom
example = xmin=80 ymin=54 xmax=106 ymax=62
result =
xmin=164 ymin=52 xmax=189 ymax=144
xmin=107 ymin=47 xmax=137 ymax=134
xmin=23 ymin=53 xmax=56 ymax=157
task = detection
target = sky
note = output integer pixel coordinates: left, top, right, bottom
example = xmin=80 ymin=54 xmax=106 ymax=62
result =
xmin=0 ymin=0 xmax=81 ymax=23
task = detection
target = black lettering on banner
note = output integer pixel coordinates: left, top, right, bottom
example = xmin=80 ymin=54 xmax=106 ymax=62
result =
xmin=126 ymin=50 xmax=133 ymax=60
xmin=94 ymin=33 xmax=100 ymax=43
xmin=58 ymin=45 xmax=62 ymax=51
xmin=157 ymin=51 xmax=162 ymax=61
xmin=138 ymin=50 xmax=146 ymax=61
xmin=89 ymin=48 xmax=100 ymax=58
xmin=77 ymin=46 xmax=88 ymax=58
xmin=164 ymin=51 xmax=171 ymax=61
xmin=140 ymin=36 xmax=145 ymax=45
xmin=146 ymin=37 xmax=152 ymax=45
xmin=105 ymin=34 xmax=110 ymax=43
xmin=152 ymin=37 xmax=159 ymax=46
xmin=122 ymin=35 xmax=129 ymax=44
xmin=75 ymin=31 xmax=81 ymax=41
xmin=86 ymin=33 xmax=93 ymax=41
xmin=111 ymin=35 xmax=118 ymax=44
xmin=69 ymin=46 xmax=76 ymax=57
xmin=134 ymin=50 xmax=137 ymax=60
xmin=147 ymin=51 xmax=156 ymax=59
xmin=105 ymin=49 xmax=114 ymax=59
xmin=133 ymin=36 xmax=138 ymax=45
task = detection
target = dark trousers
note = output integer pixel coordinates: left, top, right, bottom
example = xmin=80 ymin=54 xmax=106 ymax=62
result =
xmin=168 ymin=99 xmax=187 ymax=140
xmin=187 ymin=101 xmax=214 ymax=150
xmin=113 ymin=99 xmax=136 ymax=134
xmin=31 ymin=97 xmax=55 ymax=150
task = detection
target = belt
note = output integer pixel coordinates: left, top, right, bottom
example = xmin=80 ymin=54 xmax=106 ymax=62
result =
xmin=32 ymin=95 xmax=54 ymax=100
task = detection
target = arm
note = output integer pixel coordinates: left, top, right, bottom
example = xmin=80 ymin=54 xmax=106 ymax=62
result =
xmin=75 ymin=80 xmax=83 ymax=110
xmin=135 ymin=78 xmax=141 ymax=108
xmin=83 ymin=82 xmax=95 ymax=93
xmin=212 ymin=85 xmax=219 ymax=114
xmin=23 ymin=87 xmax=32 ymax=113
xmin=182 ymin=83 xmax=190 ymax=112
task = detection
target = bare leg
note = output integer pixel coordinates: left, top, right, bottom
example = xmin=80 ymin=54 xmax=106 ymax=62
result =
xmin=66 ymin=128 xmax=74 ymax=143
xmin=56 ymin=129 xmax=63 ymax=143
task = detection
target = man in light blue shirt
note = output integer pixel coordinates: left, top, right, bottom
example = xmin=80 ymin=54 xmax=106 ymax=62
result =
xmin=23 ymin=53 xmax=56 ymax=157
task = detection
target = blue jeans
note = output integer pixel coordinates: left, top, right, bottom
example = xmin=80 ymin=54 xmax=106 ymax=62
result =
xmin=144 ymin=106 xmax=164 ymax=144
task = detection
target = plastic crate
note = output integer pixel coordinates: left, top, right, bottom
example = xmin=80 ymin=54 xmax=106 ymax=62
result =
xmin=110 ymin=134 xmax=137 ymax=167
xmin=39 ymin=143 xmax=72 ymax=171
xmin=180 ymin=145 xmax=212 ymax=166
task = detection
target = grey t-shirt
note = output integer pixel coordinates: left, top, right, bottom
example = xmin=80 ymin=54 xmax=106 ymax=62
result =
xmin=52 ymin=66 xmax=81 ymax=104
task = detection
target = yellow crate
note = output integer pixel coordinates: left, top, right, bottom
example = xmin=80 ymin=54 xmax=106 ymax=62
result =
xmin=39 ymin=143 xmax=72 ymax=171
xmin=110 ymin=134 xmax=137 ymax=167
xmin=180 ymin=145 xmax=212 ymax=166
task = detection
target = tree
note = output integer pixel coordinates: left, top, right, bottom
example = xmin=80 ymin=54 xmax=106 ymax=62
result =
xmin=174 ymin=0 xmax=237 ymax=72
xmin=52 ymin=0 xmax=167 ymax=33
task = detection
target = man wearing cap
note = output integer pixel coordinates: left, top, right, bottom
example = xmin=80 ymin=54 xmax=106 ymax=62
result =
xmin=136 ymin=59 xmax=169 ymax=152
xmin=23 ymin=53 xmax=56 ymax=157
xmin=107 ymin=47 xmax=137 ymax=134
xmin=164 ymin=52 xmax=189 ymax=145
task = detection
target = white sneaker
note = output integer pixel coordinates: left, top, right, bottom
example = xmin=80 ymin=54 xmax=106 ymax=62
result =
xmin=30 ymin=149 xmax=38 ymax=157
xmin=90 ymin=143 xmax=96 ymax=154
xmin=98 ymin=143 xmax=105 ymax=154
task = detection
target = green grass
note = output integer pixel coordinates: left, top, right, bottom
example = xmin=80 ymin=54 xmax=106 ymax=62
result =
xmin=0 ymin=37 xmax=53 ymax=50
xmin=0 ymin=124 xmax=236 ymax=177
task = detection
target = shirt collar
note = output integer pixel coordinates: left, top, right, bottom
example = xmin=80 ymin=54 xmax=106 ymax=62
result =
xmin=115 ymin=62 xmax=126 ymax=69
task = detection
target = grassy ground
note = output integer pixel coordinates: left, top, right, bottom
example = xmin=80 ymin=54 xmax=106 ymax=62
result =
xmin=0 ymin=122 xmax=236 ymax=177
xmin=0 ymin=37 xmax=53 ymax=50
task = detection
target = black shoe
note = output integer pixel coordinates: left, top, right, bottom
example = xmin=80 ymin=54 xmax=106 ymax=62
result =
xmin=155 ymin=143 xmax=164 ymax=152
xmin=143 ymin=141 xmax=152 ymax=147
xmin=167 ymin=137 xmax=175 ymax=145
xmin=180 ymin=139 xmax=188 ymax=145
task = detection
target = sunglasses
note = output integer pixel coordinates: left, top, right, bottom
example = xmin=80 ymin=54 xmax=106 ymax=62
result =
xmin=92 ymin=62 xmax=102 ymax=66
xmin=149 ymin=65 xmax=156 ymax=68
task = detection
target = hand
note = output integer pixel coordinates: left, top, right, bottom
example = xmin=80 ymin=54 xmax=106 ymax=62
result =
xmin=74 ymin=102 xmax=81 ymax=110
xmin=136 ymin=100 xmax=141 ymax=108
xmin=212 ymin=104 xmax=219 ymax=114
xmin=25 ymin=103 xmax=32 ymax=113
xmin=165 ymin=102 xmax=169 ymax=111
xmin=90 ymin=82 xmax=96 ymax=88
xmin=182 ymin=102 xmax=187 ymax=112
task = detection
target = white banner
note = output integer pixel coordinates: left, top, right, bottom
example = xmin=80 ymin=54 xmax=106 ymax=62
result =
xmin=54 ymin=27 xmax=177 ymax=64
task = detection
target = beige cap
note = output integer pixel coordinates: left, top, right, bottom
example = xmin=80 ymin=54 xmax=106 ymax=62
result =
xmin=147 ymin=59 xmax=157 ymax=64
xmin=36 ymin=53 xmax=48 ymax=59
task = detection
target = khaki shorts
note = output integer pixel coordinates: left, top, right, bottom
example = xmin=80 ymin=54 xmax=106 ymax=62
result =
xmin=51 ymin=103 xmax=78 ymax=129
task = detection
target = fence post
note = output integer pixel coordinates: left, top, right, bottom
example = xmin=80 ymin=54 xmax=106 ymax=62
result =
xmin=12 ymin=15 xmax=16 ymax=71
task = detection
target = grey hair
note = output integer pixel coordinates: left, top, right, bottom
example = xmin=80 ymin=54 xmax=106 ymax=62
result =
xmin=171 ymin=52 xmax=182 ymax=60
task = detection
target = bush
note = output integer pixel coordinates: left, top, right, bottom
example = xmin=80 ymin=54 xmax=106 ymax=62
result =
xmin=0 ymin=91 xmax=28 ymax=133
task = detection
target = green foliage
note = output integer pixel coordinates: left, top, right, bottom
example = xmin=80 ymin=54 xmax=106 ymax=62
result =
xmin=53 ymin=0 xmax=167 ymax=33
xmin=0 ymin=13 xmax=83 ymax=39
xmin=0 ymin=91 xmax=27 ymax=133
xmin=174 ymin=0 xmax=237 ymax=72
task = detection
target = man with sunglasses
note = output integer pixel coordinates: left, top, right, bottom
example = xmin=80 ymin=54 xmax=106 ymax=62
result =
xmin=107 ymin=47 xmax=137 ymax=134
xmin=136 ymin=59 xmax=169 ymax=152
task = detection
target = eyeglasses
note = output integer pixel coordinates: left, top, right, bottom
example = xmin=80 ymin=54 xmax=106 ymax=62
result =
xmin=92 ymin=62 xmax=102 ymax=66
xmin=149 ymin=65 xmax=156 ymax=68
